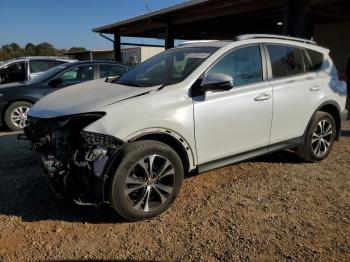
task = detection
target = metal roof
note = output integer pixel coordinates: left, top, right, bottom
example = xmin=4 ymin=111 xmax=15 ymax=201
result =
xmin=92 ymin=0 xmax=348 ymax=40
xmin=92 ymin=0 xmax=208 ymax=33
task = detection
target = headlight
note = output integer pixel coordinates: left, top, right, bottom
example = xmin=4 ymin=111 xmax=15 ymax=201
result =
xmin=80 ymin=131 xmax=124 ymax=149
xmin=57 ymin=112 xmax=106 ymax=129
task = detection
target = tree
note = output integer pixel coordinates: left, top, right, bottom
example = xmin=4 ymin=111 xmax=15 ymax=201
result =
xmin=68 ymin=47 xmax=87 ymax=53
xmin=35 ymin=42 xmax=56 ymax=56
xmin=25 ymin=43 xmax=36 ymax=56
xmin=0 ymin=42 xmax=87 ymax=61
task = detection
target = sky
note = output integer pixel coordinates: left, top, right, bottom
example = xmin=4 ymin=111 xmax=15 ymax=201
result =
xmin=0 ymin=0 xmax=185 ymax=50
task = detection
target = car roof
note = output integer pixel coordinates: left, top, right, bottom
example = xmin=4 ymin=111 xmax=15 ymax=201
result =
xmin=176 ymin=34 xmax=329 ymax=54
xmin=9 ymin=56 xmax=74 ymax=61
xmin=177 ymin=40 xmax=231 ymax=49
xmin=0 ymin=57 xmax=76 ymax=67
xmin=67 ymin=60 xmax=131 ymax=67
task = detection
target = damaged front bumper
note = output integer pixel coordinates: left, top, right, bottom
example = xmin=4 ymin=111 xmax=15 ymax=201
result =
xmin=25 ymin=113 xmax=124 ymax=205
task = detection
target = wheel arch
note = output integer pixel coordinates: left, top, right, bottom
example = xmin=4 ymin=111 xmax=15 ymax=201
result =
xmin=126 ymin=128 xmax=196 ymax=173
xmin=102 ymin=128 xmax=196 ymax=203
xmin=304 ymin=101 xmax=341 ymax=141
xmin=1 ymin=99 xmax=36 ymax=126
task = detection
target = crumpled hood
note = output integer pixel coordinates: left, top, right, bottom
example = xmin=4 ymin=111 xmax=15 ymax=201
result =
xmin=29 ymin=78 xmax=159 ymax=118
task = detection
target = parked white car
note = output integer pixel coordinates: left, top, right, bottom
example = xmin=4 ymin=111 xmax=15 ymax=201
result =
xmin=26 ymin=34 xmax=348 ymax=221
xmin=0 ymin=56 xmax=75 ymax=84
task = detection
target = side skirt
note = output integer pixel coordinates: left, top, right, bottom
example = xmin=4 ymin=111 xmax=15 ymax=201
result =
xmin=197 ymin=137 xmax=302 ymax=173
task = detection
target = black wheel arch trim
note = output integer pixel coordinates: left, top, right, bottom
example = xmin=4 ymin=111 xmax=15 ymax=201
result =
xmin=302 ymin=100 xmax=342 ymax=142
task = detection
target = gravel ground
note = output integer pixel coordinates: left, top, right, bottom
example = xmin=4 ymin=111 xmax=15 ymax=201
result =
xmin=0 ymin=122 xmax=349 ymax=262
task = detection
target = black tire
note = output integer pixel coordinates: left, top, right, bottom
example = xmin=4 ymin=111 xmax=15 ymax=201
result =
xmin=110 ymin=140 xmax=184 ymax=221
xmin=4 ymin=101 xmax=32 ymax=132
xmin=297 ymin=111 xmax=336 ymax=162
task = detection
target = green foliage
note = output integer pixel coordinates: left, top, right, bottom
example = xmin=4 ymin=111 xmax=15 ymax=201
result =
xmin=68 ymin=47 xmax=87 ymax=53
xmin=0 ymin=42 xmax=85 ymax=61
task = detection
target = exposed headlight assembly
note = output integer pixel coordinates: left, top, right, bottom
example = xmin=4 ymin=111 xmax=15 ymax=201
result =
xmin=81 ymin=131 xmax=124 ymax=149
xmin=57 ymin=112 xmax=106 ymax=129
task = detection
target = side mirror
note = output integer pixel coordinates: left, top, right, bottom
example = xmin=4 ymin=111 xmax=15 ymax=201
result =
xmin=48 ymin=78 xmax=62 ymax=87
xmin=200 ymin=73 xmax=234 ymax=93
xmin=105 ymin=75 xmax=120 ymax=83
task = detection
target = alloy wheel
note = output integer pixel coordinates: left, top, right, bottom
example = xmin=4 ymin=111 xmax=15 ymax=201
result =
xmin=311 ymin=119 xmax=333 ymax=157
xmin=10 ymin=106 xmax=30 ymax=128
xmin=124 ymin=154 xmax=176 ymax=212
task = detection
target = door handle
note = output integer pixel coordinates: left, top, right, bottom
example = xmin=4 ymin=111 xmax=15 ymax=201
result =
xmin=254 ymin=93 xmax=271 ymax=101
xmin=286 ymin=79 xmax=296 ymax=84
xmin=310 ymin=86 xmax=321 ymax=91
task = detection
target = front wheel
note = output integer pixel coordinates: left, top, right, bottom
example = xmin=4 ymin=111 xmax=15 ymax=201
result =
xmin=297 ymin=111 xmax=336 ymax=162
xmin=4 ymin=101 xmax=32 ymax=131
xmin=109 ymin=140 xmax=184 ymax=221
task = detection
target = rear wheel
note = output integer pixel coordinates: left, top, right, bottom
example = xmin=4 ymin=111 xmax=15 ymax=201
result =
xmin=297 ymin=111 xmax=336 ymax=162
xmin=4 ymin=101 xmax=32 ymax=131
xmin=110 ymin=140 xmax=184 ymax=221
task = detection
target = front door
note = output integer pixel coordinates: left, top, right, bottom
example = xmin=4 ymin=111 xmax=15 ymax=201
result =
xmin=193 ymin=45 xmax=273 ymax=165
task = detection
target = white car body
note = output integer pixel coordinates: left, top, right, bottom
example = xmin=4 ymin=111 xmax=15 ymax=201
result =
xmin=26 ymin=35 xmax=348 ymax=220
xmin=29 ymin=37 xmax=347 ymax=171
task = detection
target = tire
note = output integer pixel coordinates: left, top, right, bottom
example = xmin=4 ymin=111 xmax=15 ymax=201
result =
xmin=4 ymin=101 xmax=32 ymax=132
xmin=296 ymin=111 xmax=336 ymax=162
xmin=110 ymin=140 xmax=184 ymax=221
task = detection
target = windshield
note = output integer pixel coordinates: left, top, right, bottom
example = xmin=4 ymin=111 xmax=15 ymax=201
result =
xmin=26 ymin=65 xmax=68 ymax=84
xmin=117 ymin=47 xmax=218 ymax=87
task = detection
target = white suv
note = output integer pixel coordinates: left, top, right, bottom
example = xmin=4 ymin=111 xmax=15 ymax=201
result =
xmin=26 ymin=35 xmax=348 ymax=221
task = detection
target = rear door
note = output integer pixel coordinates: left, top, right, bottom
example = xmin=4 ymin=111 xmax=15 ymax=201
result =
xmin=266 ymin=44 xmax=323 ymax=145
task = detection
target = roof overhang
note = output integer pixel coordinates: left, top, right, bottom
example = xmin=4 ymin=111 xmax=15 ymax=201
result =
xmin=92 ymin=0 xmax=349 ymax=40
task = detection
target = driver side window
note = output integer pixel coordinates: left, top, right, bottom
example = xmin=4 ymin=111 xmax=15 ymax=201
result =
xmin=1 ymin=62 xmax=27 ymax=83
xmin=56 ymin=65 xmax=94 ymax=85
xmin=208 ymin=45 xmax=263 ymax=87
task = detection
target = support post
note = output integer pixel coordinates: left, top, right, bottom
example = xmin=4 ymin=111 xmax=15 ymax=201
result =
xmin=282 ymin=0 xmax=313 ymax=38
xmin=114 ymin=33 xmax=122 ymax=62
xmin=165 ymin=25 xmax=174 ymax=49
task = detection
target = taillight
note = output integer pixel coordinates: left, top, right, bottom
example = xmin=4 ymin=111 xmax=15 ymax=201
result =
xmin=338 ymin=73 xmax=347 ymax=83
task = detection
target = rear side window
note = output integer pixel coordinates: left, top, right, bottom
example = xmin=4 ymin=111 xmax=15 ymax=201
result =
xmin=29 ymin=60 xmax=57 ymax=73
xmin=306 ymin=49 xmax=324 ymax=71
xmin=267 ymin=45 xmax=305 ymax=78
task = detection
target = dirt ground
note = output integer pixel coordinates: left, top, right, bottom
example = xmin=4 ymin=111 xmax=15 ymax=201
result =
xmin=0 ymin=122 xmax=349 ymax=262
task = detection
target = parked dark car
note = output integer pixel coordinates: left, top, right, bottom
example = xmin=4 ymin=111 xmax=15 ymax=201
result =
xmin=0 ymin=61 xmax=131 ymax=131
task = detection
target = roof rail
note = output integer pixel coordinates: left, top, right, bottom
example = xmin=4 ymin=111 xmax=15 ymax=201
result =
xmin=179 ymin=40 xmax=218 ymax=46
xmin=235 ymin=34 xmax=317 ymax=45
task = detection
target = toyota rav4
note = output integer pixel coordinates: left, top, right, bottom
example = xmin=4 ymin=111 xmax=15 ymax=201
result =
xmin=25 ymin=35 xmax=348 ymax=221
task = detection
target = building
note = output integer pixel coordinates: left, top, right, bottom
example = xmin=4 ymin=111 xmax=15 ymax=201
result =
xmin=65 ymin=46 xmax=164 ymax=65
xmin=92 ymin=0 xmax=350 ymax=78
